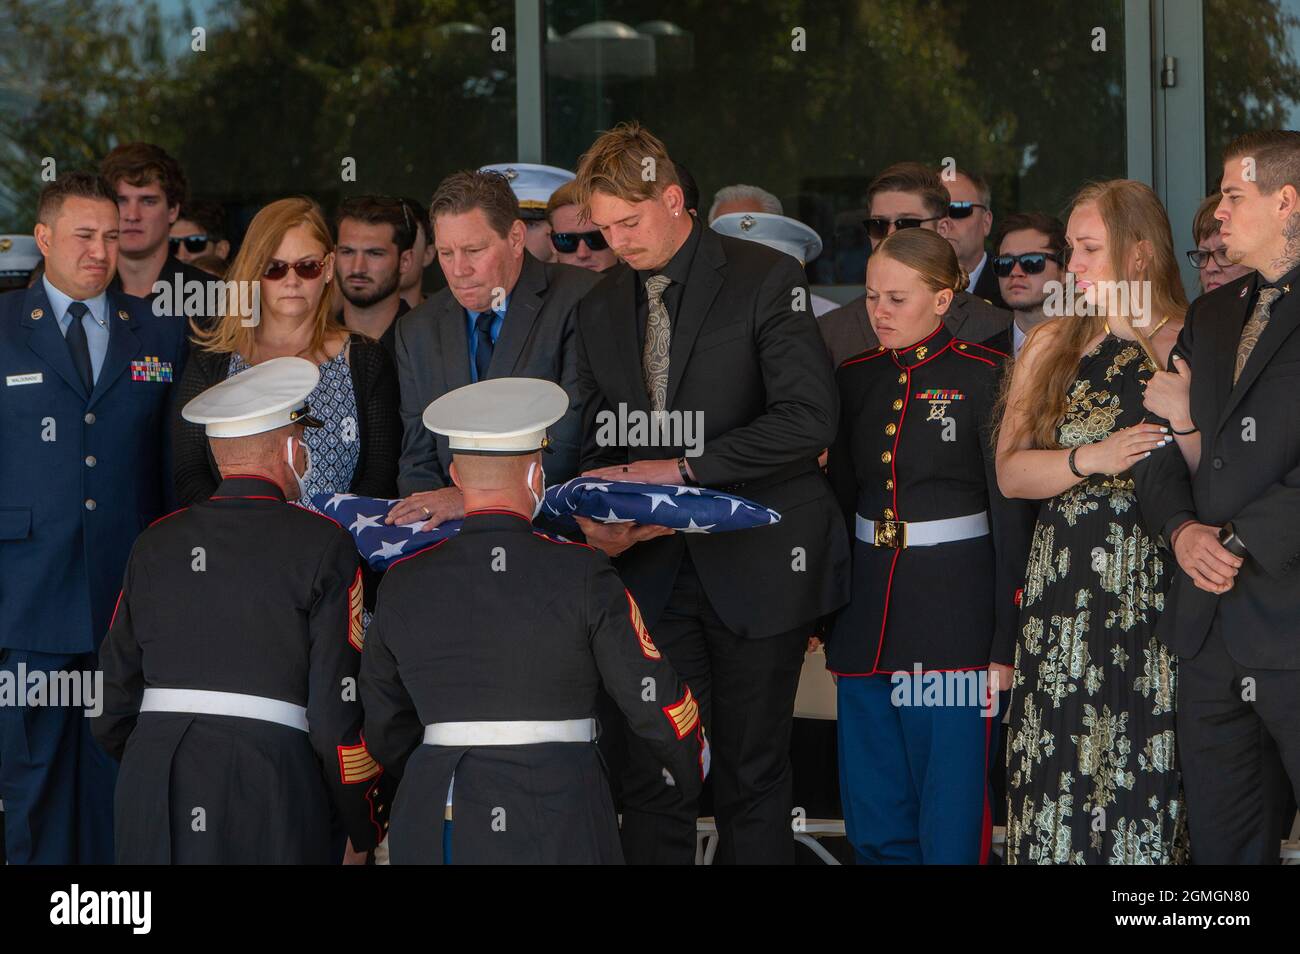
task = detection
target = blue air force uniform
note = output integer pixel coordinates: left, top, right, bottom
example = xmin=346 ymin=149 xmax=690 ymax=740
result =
xmin=0 ymin=279 xmax=186 ymax=863
xmin=825 ymin=325 xmax=1031 ymax=864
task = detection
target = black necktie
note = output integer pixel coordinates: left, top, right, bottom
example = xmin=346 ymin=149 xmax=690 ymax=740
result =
xmin=64 ymin=301 xmax=94 ymax=392
xmin=474 ymin=311 xmax=497 ymax=381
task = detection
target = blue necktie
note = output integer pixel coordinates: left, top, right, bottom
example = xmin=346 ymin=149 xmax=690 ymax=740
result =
xmin=65 ymin=301 xmax=94 ymax=392
xmin=474 ymin=311 xmax=497 ymax=381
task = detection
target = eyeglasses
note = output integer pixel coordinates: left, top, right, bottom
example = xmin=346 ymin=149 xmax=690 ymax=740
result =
xmin=388 ymin=197 xmax=413 ymax=236
xmin=551 ymin=230 xmax=609 ymax=253
xmin=1186 ymin=247 xmax=1234 ymax=269
xmin=169 ymin=235 xmax=210 ymax=254
xmin=399 ymin=198 xmax=429 ymax=240
xmin=863 ymin=216 xmax=944 ymax=241
xmin=263 ymin=259 xmax=326 ymax=281
xmin=947 ymin=201 xmax=989 ymax=220
xmin=991 ymin=252 xmax=1065 ymax=277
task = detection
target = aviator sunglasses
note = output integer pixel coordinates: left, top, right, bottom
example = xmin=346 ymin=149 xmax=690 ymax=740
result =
xmin=169 ymin=235 xmax=211 ymax=254
xmin=263 ymin=259 xmax=326 ymax=281
xmin=551 ymin=230 xmax=610 ymax=253
xmin=991 ymin=251 xmax=1065 ymax=277
xmin=863 ymin=215 xmax=945 ymax=241
xmin=947 ymin=201 xmax=989 ymax=219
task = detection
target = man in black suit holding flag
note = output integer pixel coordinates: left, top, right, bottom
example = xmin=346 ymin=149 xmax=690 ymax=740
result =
xmin=571 ymin=123 xmax=849 ymax=864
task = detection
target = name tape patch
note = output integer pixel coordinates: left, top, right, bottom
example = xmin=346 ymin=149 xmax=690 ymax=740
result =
xmin=6 ymin=372 xmax=42 ymax=386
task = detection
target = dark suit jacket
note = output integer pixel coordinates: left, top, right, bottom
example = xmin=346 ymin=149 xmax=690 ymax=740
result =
xmin=1143 ymin=271 xmax=1300 ymax=667
xmin=394 ymin=253 xmax=600 ymax=494
xmin=817 ymin=291 xmax=1012 ymax=366
xmin=971 ymin=254 xmax=1007 ymax=310
xmin=575 ymin=227 xmax=850 ymax=638
xmin=111 ymin=254 xmax=220 ymax=331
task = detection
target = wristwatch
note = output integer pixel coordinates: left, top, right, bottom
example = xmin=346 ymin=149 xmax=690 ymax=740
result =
xmin=677 ymin=457 xmax=699 ymax=487
xmin=1218 ymin=522 xmax=1248 ymax=558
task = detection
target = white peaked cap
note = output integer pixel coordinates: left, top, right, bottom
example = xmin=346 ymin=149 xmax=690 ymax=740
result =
xmin=182 ymin=356 xmax=323 ymax=438
xmin=711 ymin=211 xmax=823 ymax=264
xmin=423 ymin=377 xmax=569 ymax=455
xmin=480 ymin=163 xmax=576 ymax=215
xmin=0 ymin=235 xmax=40 ymax=274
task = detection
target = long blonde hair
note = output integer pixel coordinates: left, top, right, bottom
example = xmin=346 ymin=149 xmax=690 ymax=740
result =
xmin=1002 ymin=179 xmax=1187 ymax=449
xmin=191 ymin=196 xmax=336 ymax=358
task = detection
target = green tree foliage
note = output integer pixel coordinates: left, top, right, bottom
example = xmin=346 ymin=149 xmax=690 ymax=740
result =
xmin=2 ymin=0 xmax=1299 ymax=245
xmin=0 ymin=0 xmax=516 ymax=230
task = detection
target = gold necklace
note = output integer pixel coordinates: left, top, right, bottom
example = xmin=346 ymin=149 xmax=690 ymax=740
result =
xmin=1104 ymin=315 xmax=1171 ymax=337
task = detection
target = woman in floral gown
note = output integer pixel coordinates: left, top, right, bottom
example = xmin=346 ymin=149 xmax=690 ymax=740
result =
xmin=995 ymin=180 xmax=1190 ymax=864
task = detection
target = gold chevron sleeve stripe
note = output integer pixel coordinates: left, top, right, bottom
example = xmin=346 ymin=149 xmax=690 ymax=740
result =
xmin=338 ymin=742 xmax=381 ymax=784
xmin=663 ymin=687 xmax=700 ymax=740
xmin=626 ymin=591 xmax=661 ymax=660
xmin=347 ymin=568 xmax=364 ymax=652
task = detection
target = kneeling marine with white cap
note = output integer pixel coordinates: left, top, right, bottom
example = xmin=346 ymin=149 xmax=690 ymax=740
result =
xmin=360 ymin=376 xmax=709 ymax=865
xmin=94 ymin=357 xmax=391 ymax=863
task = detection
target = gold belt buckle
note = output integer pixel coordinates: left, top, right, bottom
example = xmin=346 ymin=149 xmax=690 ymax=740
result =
xmin=874 ymin=518 xmax=907 ymax=548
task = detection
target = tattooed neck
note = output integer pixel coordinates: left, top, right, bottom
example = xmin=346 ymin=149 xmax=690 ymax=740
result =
xmin=1265 ymin=212 xmax=1300 ymax=281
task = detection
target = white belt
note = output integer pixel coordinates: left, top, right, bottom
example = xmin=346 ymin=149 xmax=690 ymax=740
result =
xmin=423 ymin=718 xmax=596 ymax=746
xmin=856 ymin=510 xmax=989 ymax=549
xmin=141 ymin=687 xmax=309 ymax=733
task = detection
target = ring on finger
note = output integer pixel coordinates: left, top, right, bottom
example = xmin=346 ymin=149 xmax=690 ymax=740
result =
xmin=422 ymin=506 xmax=431 ymax=518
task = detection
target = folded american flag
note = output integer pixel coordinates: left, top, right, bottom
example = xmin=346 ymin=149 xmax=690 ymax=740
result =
xmin=314 ymin=481 xmax=780 ymax=571
xmin=539 ymin=477 xmax=781 ymax=535
xmin=312 ymin=493 xmax=463 ymax=570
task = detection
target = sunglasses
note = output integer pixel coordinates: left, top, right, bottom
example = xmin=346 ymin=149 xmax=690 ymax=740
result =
xmin=991 ymin=252 xmax=1065 ymax=277
xmin=947 ymin=201 xmax=989 ymax=219
xmin=863 ymin=215 xmax=944 ymax=241
xmin=169 ymin=235 xmax=210 ymax=254
xmin=551 ymin=230 xmax=609 ymax=254
xmin=263 ymin=259 xmax=326 ymax=281
xmin=1186 ymin=247 xmax=1234 ymax=269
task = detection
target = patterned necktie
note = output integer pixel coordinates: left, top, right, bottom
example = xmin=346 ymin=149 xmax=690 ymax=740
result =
xmin=64 ymin=300 xmax=94 ymax=392
xmin=1234 ymin=285 xmax=1283 ymax=384
xmin=643 ymin=274 xmax=672 ymax=411
xmin=473 ymin=310 xmax=497 ymax=382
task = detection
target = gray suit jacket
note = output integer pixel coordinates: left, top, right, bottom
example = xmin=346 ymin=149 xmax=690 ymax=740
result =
xmin=394 ymin=253 xmax=600 ymax=494
xmin=817 ymin=291 xmax=1012 ymax=366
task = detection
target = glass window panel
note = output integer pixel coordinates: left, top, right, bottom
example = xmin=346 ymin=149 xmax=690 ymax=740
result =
xmin=1203 ymin=0 xmax=1300 ymax=197
xmin=545 ymin=0 xmax=1127 ymax=288
xmin=0 ymin=0 xmax=517 ymax=250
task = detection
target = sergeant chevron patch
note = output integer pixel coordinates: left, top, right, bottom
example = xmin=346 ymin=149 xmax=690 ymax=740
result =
xmin=663 ymin=687 xmax=700 ymax=740
xmin=338 ymin=742 xmax=381 ymax=784
xmin=626 ymin=590 xmax=660 ymax=660
xmin=347 ymin=568 xmax=364 ymax=652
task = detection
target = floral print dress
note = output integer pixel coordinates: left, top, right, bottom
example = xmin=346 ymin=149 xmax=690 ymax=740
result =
xmin=1005 ymin=335 xmax=1187 ymax=865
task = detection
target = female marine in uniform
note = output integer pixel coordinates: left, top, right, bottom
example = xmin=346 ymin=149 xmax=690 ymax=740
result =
xmin=826 ymin=228 xmax=1030 ymax=864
